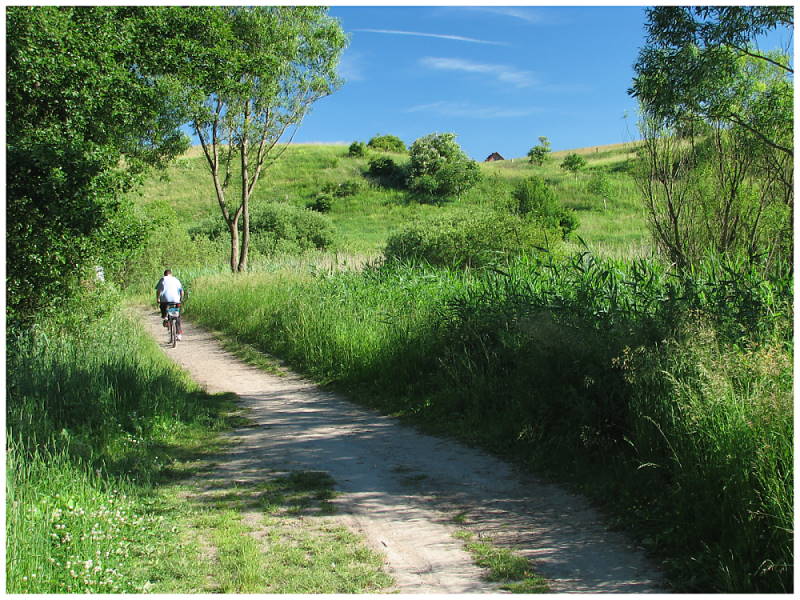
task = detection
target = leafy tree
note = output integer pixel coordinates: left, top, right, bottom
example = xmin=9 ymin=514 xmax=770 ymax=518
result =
xmin=630 ymin=6 xmax=793 ymax=157
xmin=630 ymin=7 xmax=793 ymax=274
xmin=407 ymin=133 xmax=481 ymax=202
xmin=560 ymin=153 xmax=586 ymax=178
xmin=587 ymin=172 xmax=612 ymax=209
xmin=527 ymin=136 xmax=552 ymax=166
xmin=6 ymin=6 xmax=190 ymax=326
xmin=367 ymin=134 xmax=406 ymax=153
xmin=169 ymin=7 xmax=347 ymax=272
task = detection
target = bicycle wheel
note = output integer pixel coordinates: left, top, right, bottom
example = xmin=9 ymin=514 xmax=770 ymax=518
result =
xmin=170 ymin=318 xmax=177 ymax=348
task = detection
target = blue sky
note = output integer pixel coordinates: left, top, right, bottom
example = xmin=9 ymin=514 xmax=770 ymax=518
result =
xmin=293 ymin=6 xmax=651 ymax=160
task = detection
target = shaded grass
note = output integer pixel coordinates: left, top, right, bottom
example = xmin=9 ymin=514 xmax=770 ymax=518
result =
xmin=6 ymin=290 xmax=243 ymax=593
xmin=157 ymin=471 xmax=392 ymax=593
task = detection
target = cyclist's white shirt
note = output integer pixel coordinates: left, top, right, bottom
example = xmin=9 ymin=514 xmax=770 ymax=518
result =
xmin=157 ymin=275 xmax=183 ymax=303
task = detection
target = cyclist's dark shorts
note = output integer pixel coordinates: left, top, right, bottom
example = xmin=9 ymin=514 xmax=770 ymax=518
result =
xmin=160 ymin=302 xmax=181 ymax=319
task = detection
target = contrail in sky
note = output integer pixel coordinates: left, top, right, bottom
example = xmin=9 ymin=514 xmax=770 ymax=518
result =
xmin=353 ymin=29 xmax=508 ymax=46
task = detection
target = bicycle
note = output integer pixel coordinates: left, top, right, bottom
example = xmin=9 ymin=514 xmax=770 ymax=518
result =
xmin=165 ymin=302 xmax=181 ymax=348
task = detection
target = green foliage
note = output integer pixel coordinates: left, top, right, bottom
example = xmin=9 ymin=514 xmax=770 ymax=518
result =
xmin=6 ymin=6 xmax=191 ymax=327
xmin=560 ymin=153 xmax=587 ymax=176
xmin=383 ymin=210 xmax=555 ymax=269
xmin=367 ymin=134 xmax=406 ymax=153
xmin=587 ymin=172 xmax=612 ymax=200
xmin=407 ymin=133 xmax=481 ymax=201
xmin=527 ymin=136 xmax=552 ymax=166
xmin=630 ymin=6 xmax=793 ymax=157
xmin=307 ymin=194 xmax=334 ymax=213
xmin=366 ymin=155 xmax=405 ymax=188
xmin=6 ymin=293 xmax=238 ymax=592
xmin=635 ymin=114 xmax=792 ymax=274
xmin=511 ymin=176 xmax=578 ymax=238
xmin=164 ymin=6 xmax=348 ymax=271
xmin=348 ymin=141 xmax=367 ymax=158
xmin=189 ymin=202 xmax=334 ymax=257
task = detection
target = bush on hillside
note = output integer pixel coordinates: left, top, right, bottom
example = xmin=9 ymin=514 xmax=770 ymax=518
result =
xmin=189 ymin=203 xmax=334 ymax=256
xmin=367 ymin=156 xmax=405 ymax=188
xmin=383 ymin=210 xmax=556 ymax=268
xmin=367 ymin=134 xmax=406 ymax=153
xmin=307 ymin=193 xmax=333 ymax=213
xmin=406 ymin=133 xmax=481 ymax=202
xmin=511 ymin=176 xmax=579 ymax=239
xmin=348 ymin=141 xmax=367 ymax=158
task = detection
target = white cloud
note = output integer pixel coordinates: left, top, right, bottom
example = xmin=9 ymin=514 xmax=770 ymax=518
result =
xmin=353 ymin=29 xmax=507 ymax=46
xmin=420 ymin=57 xmax=536 ymax=88
xmin=462 ymin=7 xmax=545 ymax=24
xmin=406 ymin=101 xmax=543 ymax=119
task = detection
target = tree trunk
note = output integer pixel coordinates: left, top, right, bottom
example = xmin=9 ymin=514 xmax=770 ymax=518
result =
xmin=229 ymin=217 xmax=240 ymax=272
xmin=238 ymin=100 xmax=251 ymax=272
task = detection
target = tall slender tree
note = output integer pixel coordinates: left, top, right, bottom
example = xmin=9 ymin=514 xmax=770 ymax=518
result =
xmin=171 ymin=7 xmax=347 ymax=272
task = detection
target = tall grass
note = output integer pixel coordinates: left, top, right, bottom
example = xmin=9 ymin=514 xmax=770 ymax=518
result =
xmin=185 ymin=252 xmax=792 ymax=592
xmin=6 ymin=286 xmax=236 ymax=592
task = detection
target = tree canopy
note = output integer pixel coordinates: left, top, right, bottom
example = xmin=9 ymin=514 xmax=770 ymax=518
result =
xmin=6 ymin=7 xmax=191 ymax=326
xmin=629 ymin=6 xmax=793 ymax=156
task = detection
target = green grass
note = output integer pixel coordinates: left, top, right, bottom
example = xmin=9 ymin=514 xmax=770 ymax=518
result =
xmin=132 ymin=142 xmax=650 ymax=260
xmin=153 ymin=471 xmax=392 ymax=593
xmin=6 ymin=287 xmax=392 ymax=593
xmin=453 ymin=530 xmax=549 ymax=593
xmin=6 ymin=289 xmax=243 ymax=592
xmin=183 ymin=252 xmax=792 ymax=593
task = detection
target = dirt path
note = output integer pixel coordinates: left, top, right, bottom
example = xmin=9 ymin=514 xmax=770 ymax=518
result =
xmin=139 ymin=308 xmax=665 ymax=593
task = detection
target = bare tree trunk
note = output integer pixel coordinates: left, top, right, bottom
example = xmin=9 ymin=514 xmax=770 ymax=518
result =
xmin=238 ymin=100 xmax=251 ymax=272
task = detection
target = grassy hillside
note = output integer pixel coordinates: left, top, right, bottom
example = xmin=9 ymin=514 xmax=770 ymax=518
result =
xmin=133 ymin=141 xmax=648 ymax=261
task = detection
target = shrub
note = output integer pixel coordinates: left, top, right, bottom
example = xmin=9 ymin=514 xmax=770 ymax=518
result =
xmin=367 ymin=156 xmax=405 ymax=188
xmin=367 ymin=134 xmax=406 ymax=153
xmin=383 ymin=210 xmax=556 ymax=268
xmin=561 ymin=153 xmax=587 ymax=177
xmin=527 ymin=136 xmax=551 ymax=166
xmin=188 ymin=203 xmax=334 ymax=256
xmin=320 ymin=180 xmax=361 ymax=198
xmin=307 ymin=193 xmax=333 ymax=213
xmin=348 ymin=141 xmax=367 ymax=158
xmin=587 ymin=172 xmax=612 ymax=209
xmin=512 ymin=176 xmax=579 ymax=239
xmin=407 ymin=133 xmax=481 ymax=202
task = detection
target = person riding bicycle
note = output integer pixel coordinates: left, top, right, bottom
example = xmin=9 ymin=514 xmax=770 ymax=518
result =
xmin=155 ymin=269 xmax=184 ymax=341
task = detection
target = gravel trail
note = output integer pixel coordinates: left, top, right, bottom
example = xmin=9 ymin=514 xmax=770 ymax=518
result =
xmin=139 ymin=308 xmax=665 ymax=593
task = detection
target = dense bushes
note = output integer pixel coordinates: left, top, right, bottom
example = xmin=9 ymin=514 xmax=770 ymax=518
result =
xmin=407 ymin=133 xmax=481 ymax=201
xmin=367 ymin=134 xmax=406 ymax=153
xmin=189 ymin=202 xmax=334 ymax=256
xmin=511 ymin=176 xmax=578 ymax=238
xmin=383 ymin=210 xmax=556 ymax=268
xmin=347 ymin=141 xmax=367 ymax=158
